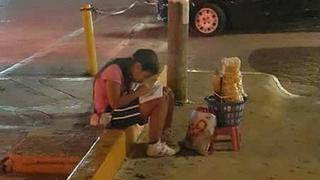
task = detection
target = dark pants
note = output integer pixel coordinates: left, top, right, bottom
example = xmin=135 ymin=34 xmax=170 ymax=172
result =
xmin=107 ymin=99 xmax=146 ymax=129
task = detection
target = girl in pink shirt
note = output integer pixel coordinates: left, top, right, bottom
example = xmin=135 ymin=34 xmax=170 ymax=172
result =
xmin=92 ymin=49 xmax=176 ymax=157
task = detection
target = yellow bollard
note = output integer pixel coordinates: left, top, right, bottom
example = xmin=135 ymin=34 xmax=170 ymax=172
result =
xmin=81 ymin=4 xmax=98 ymax=76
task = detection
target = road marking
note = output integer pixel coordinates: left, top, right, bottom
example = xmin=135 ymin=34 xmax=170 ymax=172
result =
xmin=0 ymin=125 xmax=23 ymax=130
xmin=0 ymin=77 xmax=91 ymax=81
xmin=67 ymin=136 xmax=101 ymax=180
xmin=0 ymin=12 xmax=111 ymax=77
xmin=0 ymin=0 xmax=150 ymax=77
xmin=0 ymin=15 xmax=153 ymax=77
xmin=0 ymin=106 xmax=19 ymax=112
xmin=108 ymin=23 xmax=146 ymax=58
xmin=0 ymin=27 xmax=86 ymax=77
xmin=0 ymin=20 xmax=10 ymax=23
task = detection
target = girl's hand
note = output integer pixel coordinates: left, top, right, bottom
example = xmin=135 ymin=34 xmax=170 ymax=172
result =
xmin=135 ymin=84 xmax=150 ymax=96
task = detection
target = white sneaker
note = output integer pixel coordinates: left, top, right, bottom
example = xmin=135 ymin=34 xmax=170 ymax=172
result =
xmin=147 ymin=140 xmax=176 ymax=157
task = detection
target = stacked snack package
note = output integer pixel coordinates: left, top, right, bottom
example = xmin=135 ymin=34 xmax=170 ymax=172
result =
xmin=212 ymin=73 xmax=222 ymax=94
xmin=222 ymin=57 xmax=243 ymax=102
xmin=212 ymin=57 xmax=247 ymax=102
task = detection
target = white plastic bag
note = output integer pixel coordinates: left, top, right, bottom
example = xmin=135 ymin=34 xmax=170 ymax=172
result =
xmin=183 ymin=109 xmax=217 ymax=155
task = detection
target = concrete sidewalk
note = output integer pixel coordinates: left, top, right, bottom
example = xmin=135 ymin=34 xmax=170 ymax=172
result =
xmin=115 ymin=72 xmax=320 ymax=180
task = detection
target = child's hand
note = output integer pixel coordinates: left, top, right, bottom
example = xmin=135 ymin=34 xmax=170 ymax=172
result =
xmin=136 ymin=84 xmax=150 ymax=96
xmin=90 ymin=114 xmax=100 ymax=126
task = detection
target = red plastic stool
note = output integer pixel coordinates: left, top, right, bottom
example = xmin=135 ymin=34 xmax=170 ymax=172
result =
xmin=196 ymin=106 xmax=209 ymax=113
xmin=213 ymin=126 xmax=241 ymax=151
xmin=195 ymin=106 xmax=241 ymax=151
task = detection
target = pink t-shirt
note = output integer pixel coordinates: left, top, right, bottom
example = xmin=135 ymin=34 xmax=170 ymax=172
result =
xmin=93 ymin=64 xmax=124 ymax=114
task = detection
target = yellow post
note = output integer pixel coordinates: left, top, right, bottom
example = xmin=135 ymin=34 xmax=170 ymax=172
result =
xmin=81 ymin=4 xmax=98 ymax=76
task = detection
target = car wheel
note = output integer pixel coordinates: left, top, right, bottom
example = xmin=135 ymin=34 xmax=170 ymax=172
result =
xmin=192 ymin=3 xmax=226 ymax=36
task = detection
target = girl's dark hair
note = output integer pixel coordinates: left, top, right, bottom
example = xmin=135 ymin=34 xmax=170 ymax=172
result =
xmin=133 ymin=49 xmax=159 ymax=75
xmin=96 ymin=49 xmax=159 ymax=92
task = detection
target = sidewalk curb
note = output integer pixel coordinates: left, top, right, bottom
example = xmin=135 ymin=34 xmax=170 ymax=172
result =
xmin=67 ymin=127 xmax=140 ymax=180
xmin=242 ymin=72 xmax=300 ymax=97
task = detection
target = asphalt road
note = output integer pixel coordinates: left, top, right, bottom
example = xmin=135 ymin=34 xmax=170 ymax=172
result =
xmin=187 ymin=16 xmax=320 ymax=97
xmin=0 ymin=0 xmax=138 ymax=72
xmin=1 ymin=0 xmax=319 ymax=95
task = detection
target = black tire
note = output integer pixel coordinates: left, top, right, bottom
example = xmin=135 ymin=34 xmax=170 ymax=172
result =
xmin=192 ymin=3 xmax=227 ymax=36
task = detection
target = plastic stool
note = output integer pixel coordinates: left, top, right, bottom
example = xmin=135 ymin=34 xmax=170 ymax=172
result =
xmin=196 ymin=106 xmax=209 ymax=113
xmin=196 ymin=106 xmax=241 ymax=151
xmin=213 ymin=126 xmax=241 ymax=151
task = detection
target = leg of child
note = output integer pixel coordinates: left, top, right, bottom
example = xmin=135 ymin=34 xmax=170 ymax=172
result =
xmin=140 ymin=96 xmax=168 ymax=143
xmin=163 ymin=87 xmax=174 ymax=130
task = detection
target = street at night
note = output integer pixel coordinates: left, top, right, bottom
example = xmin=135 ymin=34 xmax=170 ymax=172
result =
xmin=0 ymin=0 xmax=320 ymax=179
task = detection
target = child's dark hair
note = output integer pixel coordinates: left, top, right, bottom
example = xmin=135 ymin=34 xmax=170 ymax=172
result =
xmin=133 ymin=49 xmax=159 ymax=75
xmin=95 ymin=49 xmax=159 ymax=92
